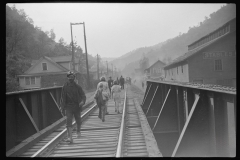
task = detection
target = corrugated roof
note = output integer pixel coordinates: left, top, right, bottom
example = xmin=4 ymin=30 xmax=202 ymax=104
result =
xmin=148 ymin=80 xmax=236 ymax=95
xmin=164 ymin=32 xmax=229 ymax=69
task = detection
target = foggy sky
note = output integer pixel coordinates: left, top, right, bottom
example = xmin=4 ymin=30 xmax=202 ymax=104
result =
xmin=7 ymin=3 xmax=225 ymax=58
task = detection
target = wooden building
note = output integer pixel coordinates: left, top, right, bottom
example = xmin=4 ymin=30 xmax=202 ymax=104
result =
xmin=164 ymin=18 xmax=236 ymax=87
xmin=17 ymin=56 xmax=90 ymax=90
xmin=145 ymin=60 xmax=166 ymax=80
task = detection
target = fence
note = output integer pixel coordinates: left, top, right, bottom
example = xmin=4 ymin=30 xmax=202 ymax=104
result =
xmin=6 ymin=86 xmax=63 ymax=151
xmin=142 ymin=80 xmax=236 ymax=157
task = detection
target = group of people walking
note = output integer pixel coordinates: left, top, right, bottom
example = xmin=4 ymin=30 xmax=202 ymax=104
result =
xmin=94 ymin=76 xmax=123 ymax=123
xmin=60 ymin=71 xmax=125 ymax=144
xmin=108 ymin=75 xmax=125 ymax=90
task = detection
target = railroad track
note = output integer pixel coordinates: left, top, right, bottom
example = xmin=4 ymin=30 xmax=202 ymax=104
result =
xmin=13 ymin=86 xmax=161 ymax=157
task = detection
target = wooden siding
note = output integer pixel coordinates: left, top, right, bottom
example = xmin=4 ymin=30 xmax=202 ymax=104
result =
xmin=57 ymin=62 xmax=70 ymax=70
xmin=27 ymin=59 xmax=64 ymax=74
xmin=149 ymin=61 xmax=165 ymax=78
xmin=165 ymin=64 xmax=189 ymax=82
xmin=188 ymin=32 xmax=236 ymax=86
xmin=19 ymin=76 xmax=41 ymax=89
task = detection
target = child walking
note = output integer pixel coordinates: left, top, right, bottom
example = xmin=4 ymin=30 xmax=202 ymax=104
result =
xmin=94 ymin=83 xmax=108 ymax=122
xmin=111 ymin=80 xmax=122 ymax=114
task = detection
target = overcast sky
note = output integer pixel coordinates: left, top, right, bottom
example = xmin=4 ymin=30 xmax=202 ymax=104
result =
xmin=7 ymin=3 xmax=225 ymax=58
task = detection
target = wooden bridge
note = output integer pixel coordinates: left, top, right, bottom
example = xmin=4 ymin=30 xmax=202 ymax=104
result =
xmin=6 ymin=80 xmax=236 ymax=157
xmin=6 ymin=84 xmax=161 ymax=157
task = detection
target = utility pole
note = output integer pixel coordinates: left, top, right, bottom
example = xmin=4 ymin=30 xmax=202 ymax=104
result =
xmin=106 ymin=61 xmax=108 ymax=77
xmin=97 ymin=54 xmax=99 ymax=80
xmin=83 ymin=22 xmax=90 ymax=89
xmin=70 ymin=23 xmax=75 ymax=72
xmin=111 ymin=63 xmax=113 ymax=77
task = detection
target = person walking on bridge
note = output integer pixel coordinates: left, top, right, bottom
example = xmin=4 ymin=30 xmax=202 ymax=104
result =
xmin=111 ymin=80 xmax=122 ymax=114
xmin=108 ymin=76 xmax=113 ymax=98
xmin=60 ymin=71 xmax=86 ymax=143
xmin=120 ymin=75 xmax=125 ymax=89
xmin=94 ymin=83 xmax=108 ymax=122
xmin=97 ymin=77 xmax=110 ymax=116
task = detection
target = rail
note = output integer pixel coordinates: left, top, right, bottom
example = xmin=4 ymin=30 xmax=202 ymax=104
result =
xmin=116 ymin=89 xmax=127 ymax=157
xmin=32 ymin=103 xmax=97 ymax=157
xmin=6 ymin=85 xmax=95 ymax=152
xmin=7 ymin=84 xmax=162 ymax=157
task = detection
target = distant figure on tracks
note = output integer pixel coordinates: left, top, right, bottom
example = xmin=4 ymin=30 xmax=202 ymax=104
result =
xmin=142 ymin=81 xmax=144 ymax=89
xmin=120 ymin=75 xmax=125 ymax=89
xmin=116 ymin=77 xmax=120 ymax=85
xmin=108 ymin=76 xmax=113 ymax=98
xmin=97 ymin=77 xmax=110 ymax=116
xmin=60 ymin=71 xmax=86 ymax=143
xmin=111 ymin=80 xmax=122 ymax=114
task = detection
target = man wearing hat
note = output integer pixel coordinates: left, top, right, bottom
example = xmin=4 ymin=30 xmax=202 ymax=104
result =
xmin=60 ymin=71 xmax=86 ymax=143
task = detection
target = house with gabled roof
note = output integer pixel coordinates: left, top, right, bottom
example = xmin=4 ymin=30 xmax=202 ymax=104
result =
xmin=144 ymin=60 xmax=166 ymax=80
xmin=164 ymin=18 xmax=236 ymax=87
xmin=17 ymin=55 xmax=89 ymax=90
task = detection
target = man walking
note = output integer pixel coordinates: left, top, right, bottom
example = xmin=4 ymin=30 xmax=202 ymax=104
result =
xmin=108 ymin=76 xmax=113 ymax=98
xmin=120 ymin=75 xmax=124 ymax=89
xmin=60 ymin=71 xmax=86 ymax=143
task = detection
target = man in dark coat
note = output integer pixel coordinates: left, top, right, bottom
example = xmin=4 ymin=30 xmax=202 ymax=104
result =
xmin=61 ymin=71 xmax=86 ymax=143
xmin=120 ymin=75 xmax=124 ymax=89
xmin=108 ymin=76 xmax=113 ymax=98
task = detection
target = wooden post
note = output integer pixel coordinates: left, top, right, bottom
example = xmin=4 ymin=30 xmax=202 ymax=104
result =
xmin=19 ymin=98 xmax=39 ymax=132
xmin=152 ymin=88 xmax=171 ymax=131
xmin=146 ymin=86 xmax=159 ymax=115
xmin=224 ymin=95 xmax=236 ymax=157
xmin=171 ymin=93 xmax=200 ymax=157
xmin=183 ymin=89 xmax=188 ymax=122
xmin=142 ymin=83 xmax=152 ymax=106
xmin=176 ymin=87 xmax=181 ymax=136
xmin=207 ymin=92 xmax=217 ymax=156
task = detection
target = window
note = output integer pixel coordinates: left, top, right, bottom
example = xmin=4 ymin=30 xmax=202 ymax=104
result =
xmin=42 ymin=63 xmax=47 ymax=71
xmin=31 ymin=77 xmax=35 ymax=85
xmin=215 ymin=59 xmax=223 ymax=71
xmin=177 ymin=67 xmax=178 ymax=74
xmin=182 ymin=65 xmax=183 ymax=73
xmin=25 ymin=77 xmax=30 ymax=85
xmin=172 ymin=69 xmax=173 ymax=75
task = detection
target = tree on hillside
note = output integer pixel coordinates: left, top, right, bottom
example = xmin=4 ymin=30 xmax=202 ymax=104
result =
xmin=139 ymin=54 xmax=149 ymax=74
xmin=50 ymin=29 xmax=56 ymax=41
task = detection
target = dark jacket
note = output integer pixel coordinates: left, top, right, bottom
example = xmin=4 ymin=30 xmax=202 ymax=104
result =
xmin=108 ymin=79 xmax=113 ymax=88
xmin=60 ymin=81 xmax=86 ymax=110
xmin=94 ymin=89 xmax=105 ymax=106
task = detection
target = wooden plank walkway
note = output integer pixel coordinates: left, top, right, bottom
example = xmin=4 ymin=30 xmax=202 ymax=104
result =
xmin=49 ymin=98 xmax=124 ymax=157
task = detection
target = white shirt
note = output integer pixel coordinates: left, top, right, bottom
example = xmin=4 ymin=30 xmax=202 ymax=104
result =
xmin=111 ymin=84 xmax=121 ymax=100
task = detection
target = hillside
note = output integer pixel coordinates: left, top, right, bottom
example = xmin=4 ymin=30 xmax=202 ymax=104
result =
xmin=114 ymin=4 xmax=236 ymax=77
xmin=110 ymin=41 xmax=166 ymax=69
xmin=6 ymin=5 xmax=97 ymax=92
